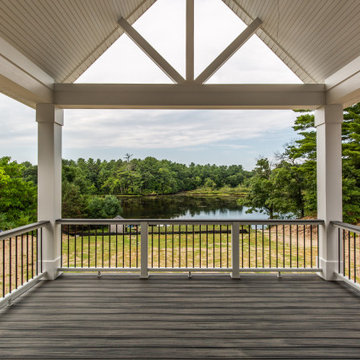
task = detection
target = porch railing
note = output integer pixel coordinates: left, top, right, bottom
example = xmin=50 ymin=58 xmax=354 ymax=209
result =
xmin=332 ymin=221 xmax=360 ymax=290
xmin=58 ymin=219 xmax=323 ymax=277
xmin=0 ymin=221 xmax=48 ymax=306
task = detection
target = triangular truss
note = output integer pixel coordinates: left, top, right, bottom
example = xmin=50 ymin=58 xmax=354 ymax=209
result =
xmin=117 ymin=0 xmax=262 ymax=85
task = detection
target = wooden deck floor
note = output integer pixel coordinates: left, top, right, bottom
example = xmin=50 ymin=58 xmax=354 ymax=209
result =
xmin=0 ymin=274 xmax=360 ymax=359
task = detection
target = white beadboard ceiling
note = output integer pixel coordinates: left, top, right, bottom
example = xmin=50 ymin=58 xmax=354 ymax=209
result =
xmin=0 ymin=0 xmax=156 ymax=83
xmin=0 ymin=0 xmax=359 ymax=84
xmin=223 ymin=0 xmax=360 ymax=83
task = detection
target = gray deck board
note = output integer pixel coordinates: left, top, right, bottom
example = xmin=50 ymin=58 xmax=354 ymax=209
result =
xmin=0 ymin=274 xmax=359 ymax=359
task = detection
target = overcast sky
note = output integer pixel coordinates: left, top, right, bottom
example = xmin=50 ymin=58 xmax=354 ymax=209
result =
xmin=0 ymin=0 xmax=302 ymax=170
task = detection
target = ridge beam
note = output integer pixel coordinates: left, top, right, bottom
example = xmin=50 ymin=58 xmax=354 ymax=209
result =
xmin=118 ymin=17 xmax=185 ymax=84
xmin=195 ymin=17 xmax=262 ymax=84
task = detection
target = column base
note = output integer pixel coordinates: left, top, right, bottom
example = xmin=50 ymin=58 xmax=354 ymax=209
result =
xmin=317 ymin=258 xmax=338 ymax=281
xmin=42 ymin=257 xmax=61 ymax=280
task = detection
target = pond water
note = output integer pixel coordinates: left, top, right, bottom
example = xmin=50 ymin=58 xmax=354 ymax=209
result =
xmin=118 ymin=194 xmax=269 ymax=220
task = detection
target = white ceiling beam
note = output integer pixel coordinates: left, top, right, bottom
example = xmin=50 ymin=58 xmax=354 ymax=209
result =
xmin=54 ymin=83 xmax=325 ymax=110
xmin=118 ymin=17 xmax=185 ymax=84
xmin=186 ymin=0 xmax=194 ymax=81
xmin=326 ymin=55 xmax=360 ymax=107
xmin=0 ymin=37 xmax=53 ymax=107
xmin=195 ymin=17 xmax=262 ymax=84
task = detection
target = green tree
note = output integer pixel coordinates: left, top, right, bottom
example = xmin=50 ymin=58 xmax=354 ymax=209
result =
xmin=86 ymin=195 xmax=122 ymax=218
xmin=0 ymin=157 xmax=37 ymax=229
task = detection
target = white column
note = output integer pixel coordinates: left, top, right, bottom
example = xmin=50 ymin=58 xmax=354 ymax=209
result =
xmin=36 ymin=104 xmax=63 ymax=280
xmin=315 ymin=104 xmax=343 ymax=280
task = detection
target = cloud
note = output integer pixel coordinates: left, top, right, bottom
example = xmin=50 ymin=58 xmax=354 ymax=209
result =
xmin=64 ymin=109 xmax=296 ymax=150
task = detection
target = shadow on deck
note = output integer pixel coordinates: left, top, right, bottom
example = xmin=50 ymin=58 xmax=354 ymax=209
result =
xmin=0 ymin=274 xmax=360 ymax=359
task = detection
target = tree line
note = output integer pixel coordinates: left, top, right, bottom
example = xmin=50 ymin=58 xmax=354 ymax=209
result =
xmin=1 ymin=103 xmax=359 ymax=229
xmin=240 ymin=103 xmax=360 ymax=223
xmin=0 ymin=156 xmax=250 ymax=229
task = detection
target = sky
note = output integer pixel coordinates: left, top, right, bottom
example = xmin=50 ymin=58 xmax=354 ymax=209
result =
xmin=0 ymin=0 xmax=302 ymax=170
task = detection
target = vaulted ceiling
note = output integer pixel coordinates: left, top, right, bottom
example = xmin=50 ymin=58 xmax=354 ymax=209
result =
xmin=0 ymin=0 xmax=360 ymax=84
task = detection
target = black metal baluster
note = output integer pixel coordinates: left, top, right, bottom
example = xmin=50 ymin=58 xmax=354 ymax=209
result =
xmin=122 ymin=225 xmax=125 ymax=268
xmin=21 ymin=234 xmax=24 ymax=284
xmin=172 ymin=225 xmax=175 ymax=268
xmin=95 ymin=227 xmax=97 ymax=268
xmin=115 ymin=225 xmax=118 ymax=268
xmin=136 ymin=225 xmax=139 ymax=268
xmin=40 ymin=228 xmax=43 ymax=273
xmin=27 ymin=232 xmax=29 ymax=282
xmin=158 ymin=224 xmax=160 ymax=268
xmin=193 ymin=225 xmax=195 ymax=267
xmin=102 ymin=226 xmax=104 ymax=268
xmin=303 ymin=225 xmax=306 ymax=268
xmin=205 ymin=225 xmax=208 ymax=268
xmin=296 ymin=225 xmax=299 ymax=268
xmin=343 ymin=229 xmax=345 ymax=275
xmin=220 ymin=225 xmax=222 ymax=268
xmin=290 ymin=225 xmax=292 ymax=268
xmin=31 ymin=231 xmax=34 ymax=278
xmin=283 ymin=225 xmax=285 ymax=268
xmin=88 ymin=225 xmax=91 ymax=268
xmin=255 ymin=225 xmax=258 ymax=268
xmin=179 ymin=225 xmax=182 ymax=268
xmin=213 ymin=225 xmax=215 ymax=268
xmin=311 ymin=225 xmax=313 ymax=268
xmin=227 ymin=225 xmax=229 ymax=268
xmin=9 ymin=236 xmax=12 ymax=293
xmin=151 ymin=225 xmax=154 ymax=268
xmin=199 ymin=225 xmax=202 ymax=268
xmin=317 ymin=225 xmax=319 ymax=270
xmin=241 ymin=225 xmax=244 ymax=268
xmin=348 ymin=230 xmax=351 ymax=279
xmin=109 ymin=224 xmax=111 ymax=268
xmin=67 ymin=225 xmax=70 ymax=268
xmin=15 ymin=236 xmax=18 ymax=289
xmin=262 ymin=225 xmax=265 ymax=268
xmin=186 ymin=225 xmax=188 ymax=268
xmin=275 ymin=225 xmax=279 ymax=268
xmin=81 ymin=226 xmax=84 ymax=268
xmin=165 ymin=224 xmax=167 ymax=268
xmin=2 ymin=239 xmax=5 ymax=297
xmin=269 ymin=225 xmax=271 ymax=268
xmin=248 ymin=225 xmax=251 ymax=268
xmin=131 ymin=225 xmax=134 ymax=268
xmin=74 ymin=225 xmax=77 ymax=268
xmin=354 ymin=232 xmax=356 ymax=283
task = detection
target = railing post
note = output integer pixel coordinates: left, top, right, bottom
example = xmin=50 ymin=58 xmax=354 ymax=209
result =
xmin=231 ymin=222 xmax=240 ymax=279
xmin=140 ymin=222 xmax=149 ymax=279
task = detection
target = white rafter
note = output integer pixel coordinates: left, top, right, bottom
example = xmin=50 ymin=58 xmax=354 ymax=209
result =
xmin=195 ymin=17 xmax=262 ymax=84
xmin=118 ymin=17 xmax=185 ymax=84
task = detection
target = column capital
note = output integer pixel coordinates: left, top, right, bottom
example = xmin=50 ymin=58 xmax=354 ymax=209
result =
xmin=314 ymin=104 xmax=342 ymax=127
xmin=36 ymin=103 xmax=64 ymax=126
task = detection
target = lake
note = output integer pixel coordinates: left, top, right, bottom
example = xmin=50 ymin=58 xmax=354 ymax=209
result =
xmin=118 ymin=194 xmax=269 ymax=220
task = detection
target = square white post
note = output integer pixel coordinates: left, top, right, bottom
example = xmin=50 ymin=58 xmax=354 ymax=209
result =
xmin=315 ymin=104 xmax=343 ymax=280
xmin=37 ymin=104 xmax=63 ymax=280
xmin=231 ymin=222 xmax=240 ymax=279
xmin=140 ymin=222 xmax=149 ymax=279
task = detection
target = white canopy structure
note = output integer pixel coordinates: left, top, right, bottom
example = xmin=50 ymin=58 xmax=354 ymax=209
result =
xmin=1 ymin=0 xmax=360 ymax=281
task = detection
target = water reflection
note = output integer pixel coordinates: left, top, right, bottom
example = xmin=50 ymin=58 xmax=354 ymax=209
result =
xmin=119 ymin=195 xmax=268 ymax=220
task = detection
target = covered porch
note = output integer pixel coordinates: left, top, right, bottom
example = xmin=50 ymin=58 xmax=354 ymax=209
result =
xmin=1 ymin=0 xmax=360 ymax=358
